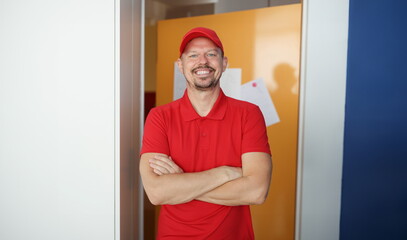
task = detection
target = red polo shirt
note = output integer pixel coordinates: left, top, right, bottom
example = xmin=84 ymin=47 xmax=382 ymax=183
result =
xmin=141 ymin=89 xmax=271 ymax=239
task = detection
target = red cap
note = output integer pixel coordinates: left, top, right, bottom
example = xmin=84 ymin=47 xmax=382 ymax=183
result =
xmin=179 ymin=27 xmax=224 ymax=56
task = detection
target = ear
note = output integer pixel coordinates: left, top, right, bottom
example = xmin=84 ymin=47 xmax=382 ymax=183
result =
xmin=176 ymin=58 xmax=184 ymax=74
xmin=222 ymin=56 xmax=228 ymax=72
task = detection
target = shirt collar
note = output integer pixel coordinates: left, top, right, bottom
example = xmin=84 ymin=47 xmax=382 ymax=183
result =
xmin=180 ymin=89 xmax=227 ymax=121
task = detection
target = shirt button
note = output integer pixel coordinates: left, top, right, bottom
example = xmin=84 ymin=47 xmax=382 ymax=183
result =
xmin=202 ymin=132 xmax=207 ymax=137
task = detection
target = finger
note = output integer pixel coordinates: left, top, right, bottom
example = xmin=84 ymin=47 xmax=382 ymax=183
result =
xmin=169 ymin=157 xmax=184 ymax=173
xmin=149 ymin=158 xmax=175 ymax=173
xmin=149 ymin=162 xmax=171 ymax=175
xmin=153 ymin=168 xmax=163 ymax=176
xmin=154 ymin=155 xmax=183 ymax=173
xmin=152 ymin=157 xmax=177 ymax=173
xmin=154 ymin=155 xmax=175 ymax=166
xmin=150 ymin=157 xmax=172 ymax=168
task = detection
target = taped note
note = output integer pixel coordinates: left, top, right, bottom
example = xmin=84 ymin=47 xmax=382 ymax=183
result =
xmin=241 ymin=78 xmax=280 ymax=127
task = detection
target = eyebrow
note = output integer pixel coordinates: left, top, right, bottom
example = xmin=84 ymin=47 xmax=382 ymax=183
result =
xmin=186 ymin=48 xmax=219 ymax=54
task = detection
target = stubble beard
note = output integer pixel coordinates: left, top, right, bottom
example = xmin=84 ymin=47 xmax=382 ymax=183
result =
xmin=190 ymin=65 xmax=220 ymax=91
xmin=193 ymin=77 xmax=220 ymax=91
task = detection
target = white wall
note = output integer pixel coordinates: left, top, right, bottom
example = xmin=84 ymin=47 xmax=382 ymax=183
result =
xmin=296 ymin=0 xmax=349 ymax=240
xmin=0 ymin=0 xmax=142 ymax=239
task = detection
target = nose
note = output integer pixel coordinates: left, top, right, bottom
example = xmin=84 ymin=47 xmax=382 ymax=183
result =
xmin=197 ymin=54 xmax=208 ymax=64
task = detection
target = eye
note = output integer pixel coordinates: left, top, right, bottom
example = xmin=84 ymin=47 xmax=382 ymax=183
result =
xmin=207 ymin=53 xmax=217 ymax=57
xmin=188 ymin=54 xmax=198 ymax=58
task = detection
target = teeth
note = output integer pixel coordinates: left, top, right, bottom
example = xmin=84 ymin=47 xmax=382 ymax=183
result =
xmin=196 ymin=70 xmax=209 ymax=75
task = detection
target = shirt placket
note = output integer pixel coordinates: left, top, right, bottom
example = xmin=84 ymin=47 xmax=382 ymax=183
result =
xmin=198 ymin=118 xmax=209 ymax=149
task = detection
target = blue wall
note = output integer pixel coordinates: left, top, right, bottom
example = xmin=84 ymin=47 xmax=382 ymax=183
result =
xmin=341 ymin=0 xmax=407 ymax=239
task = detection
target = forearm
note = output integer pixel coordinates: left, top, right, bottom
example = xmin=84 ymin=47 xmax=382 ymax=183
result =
xmin=147 ymin=167 xmax=234 ymax=205
xmin=140 ymin=153 xmax=241 ymax=205
xmin=196 ymin=175 xmax=269 ymax=206
xmin=197 ymin=152 xmax=272 ymax=206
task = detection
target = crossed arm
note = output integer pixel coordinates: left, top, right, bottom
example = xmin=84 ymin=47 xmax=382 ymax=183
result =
xmin=139 ymin=152 xmax=272 ymax=206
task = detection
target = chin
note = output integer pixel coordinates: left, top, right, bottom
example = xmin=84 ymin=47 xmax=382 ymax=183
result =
xmin=194 ymin=81 xmax=219 ymax=91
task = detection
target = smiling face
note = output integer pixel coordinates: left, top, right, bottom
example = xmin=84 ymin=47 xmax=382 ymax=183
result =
xmin=177 ymin=37 xmax=228 ymax=91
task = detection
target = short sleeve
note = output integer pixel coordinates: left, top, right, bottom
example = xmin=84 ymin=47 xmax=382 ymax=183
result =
xmin=140 ymin=108 xmax=170 ymax=156
xmin=241 ymin=106 xmax=271 ymax=155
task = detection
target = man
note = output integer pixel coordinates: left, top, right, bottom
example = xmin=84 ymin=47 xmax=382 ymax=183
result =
xmin=140 ymin=27 xmax=272 ymax=239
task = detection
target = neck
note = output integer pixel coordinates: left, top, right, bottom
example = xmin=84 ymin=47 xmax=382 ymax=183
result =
xmin=187 ymin=87 xmax=220 ymax=117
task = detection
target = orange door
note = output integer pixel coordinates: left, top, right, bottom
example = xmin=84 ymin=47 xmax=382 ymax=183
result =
xmin=155 ymin=5 xmax=301 ymax=239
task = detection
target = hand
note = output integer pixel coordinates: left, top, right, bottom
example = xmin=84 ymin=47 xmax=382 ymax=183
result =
xmin=149 ymin=155 xmax=184 ymax=176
